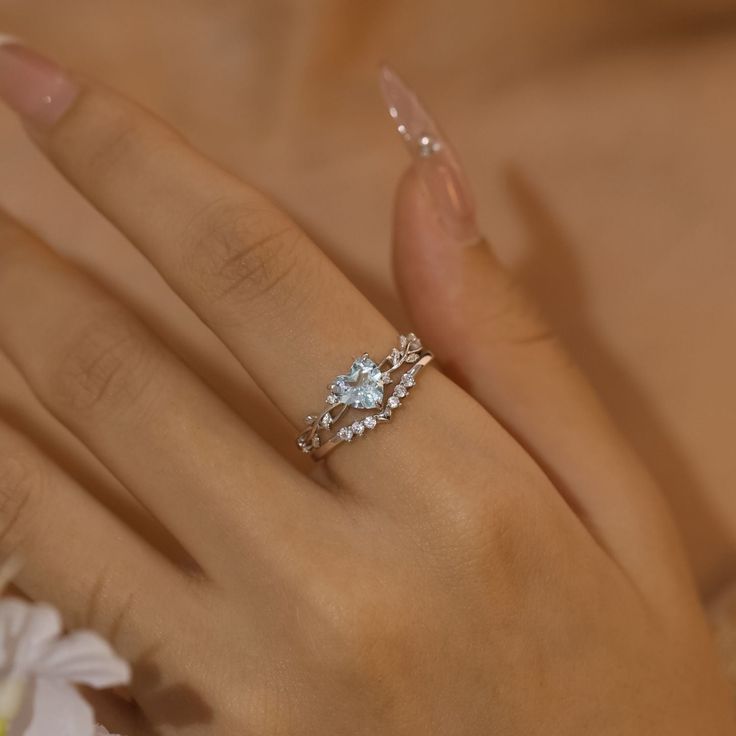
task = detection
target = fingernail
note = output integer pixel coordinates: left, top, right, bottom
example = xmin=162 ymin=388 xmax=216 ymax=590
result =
xmin=0 ymin=37 xmax=79 ymax=127
xmin=379 ymin=64 xmax=480 ymax=244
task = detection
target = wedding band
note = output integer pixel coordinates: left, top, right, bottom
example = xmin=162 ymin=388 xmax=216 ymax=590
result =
xmin=296 ymin=334 xmax=433 ymax=460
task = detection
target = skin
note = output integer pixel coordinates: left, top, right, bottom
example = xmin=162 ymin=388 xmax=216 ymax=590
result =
xmin=0 ymin=62 xmax=732 ymax=735
xmin=1 ymin=1 xmax=735 ymax=598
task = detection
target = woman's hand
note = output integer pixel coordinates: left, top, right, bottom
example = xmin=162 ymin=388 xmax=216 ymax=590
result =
xmin=0 ymin=42 xmax=732 ymax=734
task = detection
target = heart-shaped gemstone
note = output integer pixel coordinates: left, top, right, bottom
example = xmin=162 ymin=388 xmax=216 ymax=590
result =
xmin=332 ymin=355 xmax=384 ymax=409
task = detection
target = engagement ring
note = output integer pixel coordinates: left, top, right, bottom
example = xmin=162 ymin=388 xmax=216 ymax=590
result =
xmin=297 ymin=334 xmax=433 ymax=460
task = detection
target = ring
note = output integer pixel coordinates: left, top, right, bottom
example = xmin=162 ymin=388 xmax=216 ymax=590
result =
xmin=297 ymin=334 xmax=433 ymax=460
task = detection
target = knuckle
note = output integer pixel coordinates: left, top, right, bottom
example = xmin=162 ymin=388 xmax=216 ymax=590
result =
xmin=76 ymin=562 xmax=138 ymax=643
xmin=181 ymin=198 xmax=308 ymax=314
xmin=0 ymin=455 xmax=45 ymax=553
xmin=432 ymin=488 xmax=530 ymax=578
xmin=76 ymin=108 xmax=143 ymax=183
xmin=50 ymin=310 xmax=159 ymax=415
xmin=304 ymin=571 xmax=417 ymax=682
xmin=489 ymin=272 xmax=557 ymax=348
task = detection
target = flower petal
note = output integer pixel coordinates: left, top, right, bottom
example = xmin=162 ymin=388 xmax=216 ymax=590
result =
xmin=10 ymin=678 xmax=95 ymax=736
xmin=0 ymin=599 xmax=62 ymax=677
xmin=95 ymin=726 xmax=121 ymax=736
xmin=36 ymin=631 xmax=130 ymax=688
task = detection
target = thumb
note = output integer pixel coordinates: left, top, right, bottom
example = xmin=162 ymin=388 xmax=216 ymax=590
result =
xmin=381 ymin=65 xmax=689 ymax=598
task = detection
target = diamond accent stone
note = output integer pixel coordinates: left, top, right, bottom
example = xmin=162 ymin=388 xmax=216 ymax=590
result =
xmin=381 ymin=372 xmax=393 ymax=385
xmin=326 ymin=393 xmax=339 ymax=405
xmin=387 ymin=396 xmax=401 ymax=409
xmin=333 ymin=355 xmax=384 ymax=409
xmin=401 ymin=373 xmax=415 ymax=387
xmin=394 ymin=385 xmax=407 ymax=398
xmin=363 ymin=416 xmax=377 ymax=430
xmin=351 ymin=421 xmax=365 ymax=436
xmin=320 ymin=413 xmax=333 ymax=428
xmin=337 ymin=426 xmax=354 ymax=442
xmin=405 ymin=353 xmax=419 ymax=363
xmin=390 ymin=348 xmax=402 ymax=366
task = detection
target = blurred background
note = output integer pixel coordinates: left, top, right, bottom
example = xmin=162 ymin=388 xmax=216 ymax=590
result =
xmin=0 ymin=0 xmax=735 ymax=600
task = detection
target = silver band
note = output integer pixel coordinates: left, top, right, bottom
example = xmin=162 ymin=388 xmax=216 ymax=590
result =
xmin=297 ymin=334 xmax=433 ymax=460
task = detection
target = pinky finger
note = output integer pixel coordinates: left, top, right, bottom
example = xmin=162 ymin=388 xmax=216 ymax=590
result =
xmin=0 ymin=418 xmax=190 ymax=661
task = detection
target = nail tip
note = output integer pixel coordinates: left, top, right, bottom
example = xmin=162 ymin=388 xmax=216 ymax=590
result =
xmin=377 ymin=62 xmax=399 ymax=85
xmin=376 ymin=63 xmax=399 ymax=109
xmin=0 ymin=34 xmax=20 ymax=48
xmin=376 ymin=64 xmax=479 ymax=242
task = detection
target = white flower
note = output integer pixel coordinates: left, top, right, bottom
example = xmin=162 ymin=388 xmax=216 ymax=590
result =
xmin=0 ymin=598 xmax=130 ymax=736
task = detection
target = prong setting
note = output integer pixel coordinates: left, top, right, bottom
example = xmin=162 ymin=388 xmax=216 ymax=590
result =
xmin=296 ymin=334 xmax=431 ymax=458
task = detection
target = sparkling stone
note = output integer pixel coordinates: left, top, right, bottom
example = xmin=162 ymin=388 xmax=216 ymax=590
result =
xmin=394 ymin=385 xmax=407 ymax=398
xmin=407 ymin=332 xmax=421 ymax=348
xmin=387 ymin=396 xmax=401 ymax=409
xmin=351 ymin=421 xmax=365 ymax=436
xmin=319 ymin=413 xmax=333 ymax=428
xmin=333 ymin=355 xmax=384 ymax=409
xmin=399 ymin=335 xmax=408 ymax=349
xmin=401 ymin=373 xmax=415 ymax=387
xmin=337 ymin=426 xmax=354 ymax=442
xmin=406 ymin=353 xmax=419 ymax=363
xmin=390 ymin=348 xmax=403 ymax=366
xmin=363 ymin=416 xmax=377 ymax=430
xmin=381 ymin=372 xmax=393 ymax=385
xmin=326 ymin=393 xmax=339 ymax=405
xmin=417 ymin=134 xmax=441 ymax=158
xmin=304 ymin=415 xmax=317 ymax=424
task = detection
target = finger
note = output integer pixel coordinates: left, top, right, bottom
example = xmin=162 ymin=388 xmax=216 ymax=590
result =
xmin=0 ymin=40 xmax=512 ymax=516
xmin=0 ymin=210 xmax=330 ymax=578
xmin=0 ymin=40 xmax=396 ymax=436
xmin=385 ymin=67 xmax=690 ymax=595
xmin=0 ymin=419 xmax=185 ymax=660
xmin=0 ymin=348 xmax=194 ymax=570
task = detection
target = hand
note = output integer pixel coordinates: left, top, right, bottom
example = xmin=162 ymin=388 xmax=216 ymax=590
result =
xmin=0 ymin=43 xmax=732 ymax=735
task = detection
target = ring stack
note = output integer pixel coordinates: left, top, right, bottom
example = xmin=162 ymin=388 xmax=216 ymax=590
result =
xmin=296 ymin=333 xmax=433 ymax=460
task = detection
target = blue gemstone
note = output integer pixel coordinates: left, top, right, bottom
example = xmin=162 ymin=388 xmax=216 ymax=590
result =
xmin=333 ymin=355 xmax=384 ymax=409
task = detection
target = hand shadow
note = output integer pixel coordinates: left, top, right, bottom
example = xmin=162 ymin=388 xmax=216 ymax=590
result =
xmin=504 ymin=163 xmax=736 ymax=599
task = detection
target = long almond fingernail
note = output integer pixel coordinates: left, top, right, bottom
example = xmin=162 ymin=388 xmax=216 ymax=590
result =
xmin=379 ymin=64 xmax=480 ymax=244
xmin=0 ymin=37 xmax=79 ymax=127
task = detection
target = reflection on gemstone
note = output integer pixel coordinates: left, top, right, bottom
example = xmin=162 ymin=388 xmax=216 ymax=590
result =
xmin=333 ymin=355 xmax=384 ymax=409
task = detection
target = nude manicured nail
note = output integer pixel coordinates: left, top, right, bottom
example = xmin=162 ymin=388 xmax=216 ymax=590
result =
xmin=0 ymin=38 xmax=78 ymax=127
xmin=379 ymin=64 xmax=480 ymax=244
